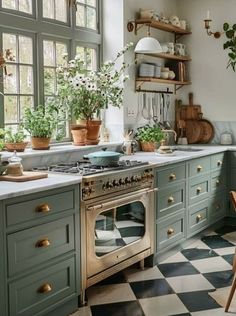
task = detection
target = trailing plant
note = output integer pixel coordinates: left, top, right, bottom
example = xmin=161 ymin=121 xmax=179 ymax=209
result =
xmin=4 ymin=127 xmax=26 ymax=143
xmin=223 ymin=22 xmax=236 ymax=71
xmin=135 ymin=125 xmax=165 ymax=143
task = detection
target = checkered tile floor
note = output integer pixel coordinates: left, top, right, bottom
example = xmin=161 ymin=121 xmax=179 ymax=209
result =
xmin=71 ymin=225 xmax=236 ymax=316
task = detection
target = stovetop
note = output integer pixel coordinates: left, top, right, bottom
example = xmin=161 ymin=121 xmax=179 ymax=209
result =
xmin=33 ymin=160 xmax=150 ymax=176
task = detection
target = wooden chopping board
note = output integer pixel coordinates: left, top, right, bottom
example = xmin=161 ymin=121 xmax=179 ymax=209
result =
xmin=0 ymin=171 xmax=48 ymax=182
xmin=180 ymin=93 xmax=202 ymax=120
xmin=185 ymin=120 xmax=203 ymax=144
xmin=198 ymin=119 xmax=215 ymax=143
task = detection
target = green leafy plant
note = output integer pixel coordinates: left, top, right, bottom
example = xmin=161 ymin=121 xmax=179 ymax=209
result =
xmin=4 ymin=127 xmax=26 ymax=143
xmin=135 ymin=125 xmax=165 ymax=143
xmin=223 ymin=22 xmax=236 ymax=71
xmin=22 ymin=104 xmax=64 ymax=140
xmin=55 ymin=43 xmax=133 ymax=121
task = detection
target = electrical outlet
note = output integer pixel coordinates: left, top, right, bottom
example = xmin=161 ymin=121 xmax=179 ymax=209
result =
xmin=127 ymin=109 xmax=135 ymax=117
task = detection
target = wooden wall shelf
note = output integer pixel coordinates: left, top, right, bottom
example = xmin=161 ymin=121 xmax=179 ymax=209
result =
xmin=136 ymin=77 xmax=191 ymax=93
xmin=136 ymin=52 xmax=191 ymax=62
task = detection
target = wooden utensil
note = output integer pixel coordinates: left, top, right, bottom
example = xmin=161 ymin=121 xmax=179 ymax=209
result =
xmin=0 ymin=171 xmax=48 ymax=182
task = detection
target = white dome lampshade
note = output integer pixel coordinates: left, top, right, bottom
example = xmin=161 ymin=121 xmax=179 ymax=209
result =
xmin=134 ymin=36 xmax=163 ymax=53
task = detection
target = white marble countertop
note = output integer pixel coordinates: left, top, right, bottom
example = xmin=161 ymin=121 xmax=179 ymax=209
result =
xmin=0 ymin=144 xmax=234 ymax=200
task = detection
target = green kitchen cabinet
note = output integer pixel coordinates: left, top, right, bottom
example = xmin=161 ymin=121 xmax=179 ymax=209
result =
xmin=0 ymin=184 xmax=80 ymax=316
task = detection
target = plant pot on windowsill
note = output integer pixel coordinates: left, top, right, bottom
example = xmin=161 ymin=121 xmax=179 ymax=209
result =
xmin=70 ymin=124 xmax=87 ymax=146
xmin=78 ymin=119 xmax=102 ymax=145
xmin=5 ymin=142 xmax=28 ymax=152
xmin=30 ymin=137 xmax=51 ymax=150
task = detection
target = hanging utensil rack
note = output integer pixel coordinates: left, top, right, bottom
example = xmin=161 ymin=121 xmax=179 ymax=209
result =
xmin=136 ymin=87 xmax=173 ymax=95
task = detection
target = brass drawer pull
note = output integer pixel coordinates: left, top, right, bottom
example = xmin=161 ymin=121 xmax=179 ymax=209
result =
xmin=217 ymin=160 xmax=223 ymax=166
xmin=197 ymin=165 xmax=203 ymax=172
xmin=216 ymin=179 xmax=220 ymax=185
xmin=35 ymin=238 xmax=51 ymax=248
xmin=35 ymin=203 xmax=51 ymax=213
xmin=196 ymin=214 xmax=202 ymax=221
xmin=167 ymin=228 xmax=174 ymax=236
xmin=216 ymin=204 xmax=221 ymax=210
xmin=169 ymin=173 xmax=176 ymax=181
xmin=38 ymin=283 xmax=52 ymax=294
xmin=168 ymin=196 xmax=174 ymax=203
xmin=196 ymin=187 xmax=202 ymax=194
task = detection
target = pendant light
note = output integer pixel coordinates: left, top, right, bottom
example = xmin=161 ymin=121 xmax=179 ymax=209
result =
xmin=134 ymin=26 xmax=162 ymax=53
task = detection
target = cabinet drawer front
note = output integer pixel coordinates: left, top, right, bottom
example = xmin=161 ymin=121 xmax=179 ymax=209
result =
xmin=9 ymin=257 xmax=76 ymax=316
xmin=157 ymin=212 xmax=185 ymax=251
xmin=230 ymin=152 xmax=236 ymax=168
xmin=7 ymin=216 xmax=75 ymax=276
xmin=157 ymin=183 xmax=185 ymax=219
xmin=189 ymin=175 xmax=210 ymax=205
xmin=211 ymin=170 xmax=227 ymax=194
xmin=211 ymin=153 xmax=226 ymax=170
xmin=209 ymin=193 xmax=226 ymax=222
xmin=6 ymin=190 xmax=75 ymax=227
xmin=156 ymin=164 xmax=186 ymax=188
xmin=188 ymin=200 xmax=208 ymax=235
xmin=188 ymin=157 xmax=210 ymax=177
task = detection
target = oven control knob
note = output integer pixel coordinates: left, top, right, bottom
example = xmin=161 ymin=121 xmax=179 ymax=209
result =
xmin=102 ymin=183 xmax=106 ymax=191
xmin=106 ymin=181 xmax=113 ymax=189
xmin=119 ymin=179 xmax=125 ymax=185
xmin=125 ymin=177 xmax=131 ymax=184
xmin=131 ymin=176 xmax=138 ymax=183
xmin=137 ymin=175 xmax=142 ymax=182
xmin=113 ymin=180 xmax=119 ymax=187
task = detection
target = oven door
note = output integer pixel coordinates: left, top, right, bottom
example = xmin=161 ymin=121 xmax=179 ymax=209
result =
xmin=85 ymin=187 xmax=156 ymax=280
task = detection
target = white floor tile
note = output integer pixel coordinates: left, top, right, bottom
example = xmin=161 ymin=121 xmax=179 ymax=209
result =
xmin=184 ymin=239 xmax=211 ymax=250
xmin=139 ymin=294 xmax=188 ymax=316
xmin=86 ymin=283 xmax=136 ymax=306
xmin=191 ymin=256 xmax=232 ymax=273
xmin=214 ymin=246 xmax=235 ymax=256
xmin=161 ymin=252 xmax=189 ymax=264
xmin=166 ymin=274 xmax=215 ymax=293
xmin=222 ymin=232 xmax=236 ymax=245
xmin=123 ymin=266 xmax=164 ymax=282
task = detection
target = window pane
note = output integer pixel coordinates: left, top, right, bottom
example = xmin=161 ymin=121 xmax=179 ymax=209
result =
xmin=86 ymin=47 xmax=96 ymax=70
xmin=2 ymin=0 xmax=16 ymax=10
xmin=76 ymin=4 xmax=85 ymax=27
xmin=56 ymin=43 xmax=67 ymax=66
xmin=4 ymin=96 xmax=18 ymax=124
xmin=44 ymin=68 xmax=55 ymax=95
xmin=19 ymin=0 xmax=32 ymax=14
xmin=87 ymin=0 xmax=96 ymax=6
xmin=43 ymin=41 xmax=54 ymax=66
xmin=87 ymin=7 xmax=96 ymax=30
xmin=43 ymin=0 xmax=54 ymax=19
xmin=20 ymin=65 xmax=33 ymax=94
xmin=4 ymin=65 xmax=17 ymax=94
xmin=19 ymin=36 xmax=33 ymax=64
xmin=55 ymin=0 xmax=67 ymax=22
xmin=3 ymin=34 xmax=17 ymax=62
xmin=76 ymin=46 xmax=85 ymax=62
xmin=19 ymin=96 xmax=33 ymax=119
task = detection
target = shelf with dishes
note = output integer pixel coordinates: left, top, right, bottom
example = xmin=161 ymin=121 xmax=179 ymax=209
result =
xmin=137 ymin=52 xmax=191 ymax=62
xmin=136 ymin=77 xmax=191 ymax=92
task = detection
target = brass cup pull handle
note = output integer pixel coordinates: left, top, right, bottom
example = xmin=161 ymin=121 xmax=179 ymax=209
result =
xmin=196 ymin=187 xmax=202 ymax=194
xmin=35 ymin=238 xmax=51 ymax=248
xmin=35 ymin=203 xmax=51 ymax=213
xmin=217 ymin=160 xmax=223 ymax=166
xmin=167 ymin=228 xmax=174 ymax=236
xmin=168 ymin=196 xmax=174 ymax=203
xmin=196 ymin=214 xmax=202 ymax=221
xmin=216 ymin=180 xmax=220 ymax=185
xmin=38 ymin=283 xmax=52 ymax=294
xmin=197 ymin=165 xmax=203 ymax=172
xmin=169 ymin=173 xmax=176 ymax=181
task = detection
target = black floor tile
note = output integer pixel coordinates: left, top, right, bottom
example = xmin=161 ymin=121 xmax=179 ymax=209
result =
xmin=215 ymin=225 xmax=236 ymax=235
xmin=178 ymin=290 xmax=221 ymax=312
xmin=91 ymin=301 xmax=145 ymax=316
xmin=203 ymin=270 xmax=234 ymax=288
xmin=201 ymin=235 xmax=234 ymax=249
xmin=158 ymin=262 xmax=200 ymax=278
xmin=181 ymin=248 xmax=218 ymax=261
xmin=96 ymin=271 xmax=126 ymax=285
xmin=130 ymin=278 xmax=174 ymax=299
xmin=222 ymin=254 xmax=234 ymax=265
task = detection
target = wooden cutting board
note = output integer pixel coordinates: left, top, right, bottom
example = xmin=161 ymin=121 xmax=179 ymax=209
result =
xmin=180 ymin=93 xmax=202 ymax=120
xmin=0 ymin=171 xmax=48 ymax=182
xmin=185 ymin=120 xmax=202 ymax=144
xmin=198 ymin=119 xmax=215 ymax=143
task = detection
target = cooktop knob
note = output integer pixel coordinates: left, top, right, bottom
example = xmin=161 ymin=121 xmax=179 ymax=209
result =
xmin=137 ymin=175 xmax=142 ymax=182
xmin=106 ymin=181 xmax=113 ymax=189
xmin=119 ymin=179 xmax=125 ymax=185
xmin=125 ymin=177 xmax=131 ymax=184
xmin=113 ymin=180 xmax=119 ymax=187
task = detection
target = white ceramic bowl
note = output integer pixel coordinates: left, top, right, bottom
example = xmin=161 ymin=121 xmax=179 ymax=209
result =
xmin=160 ymin=71 xmax=169 ymax=79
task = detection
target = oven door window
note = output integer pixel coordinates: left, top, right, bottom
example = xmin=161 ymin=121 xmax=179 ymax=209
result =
xmin=94 ymin=201 xmax=145 ymax=257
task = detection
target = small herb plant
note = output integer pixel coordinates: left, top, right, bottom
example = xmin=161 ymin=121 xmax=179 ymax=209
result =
xmin=4 ymin=127 xmax=26 ymax=143
xmin=223 ymin=22 xmax=236 ymax=71
xmin=135 ymin=125 xmax=165 ymax=143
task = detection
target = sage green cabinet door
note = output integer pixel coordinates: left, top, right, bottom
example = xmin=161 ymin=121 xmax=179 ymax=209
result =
xmin=189 ymin=175 xmax=210 ymax=205
xmin=156 ymin=211 xmax=186 ymax=251
xmin=157 ymin=183 xmax=186 ymax=219
xmin=209 ymin=192 xmax=226 ymax=224
xmin=156 ymin=164 xmax=186 ymax=188
xmin=188 ymin=156 xmax=210 ymax=177
xmin=188 ymin=200 xmax=209 ymax=236
xmin=230 ymin=152 xmax=236 ymax=168
xmin=9 ymin=256 xmax=76 ymax=316
xmin=6 ymin=189 xmax=75 ymax=227
xmin=7 ymin=216 xmax=75 ymax=276
xmin=211 ymin=169 xmax=227 ymax=195
xmin=211 ymin=152 xmax=227 ymax=171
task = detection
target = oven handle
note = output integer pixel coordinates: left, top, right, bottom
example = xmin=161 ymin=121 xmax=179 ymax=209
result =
xmin=86 ymin=187 xmax=158 ymax=211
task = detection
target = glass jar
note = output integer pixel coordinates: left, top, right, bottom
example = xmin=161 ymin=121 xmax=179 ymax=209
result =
xmin=7 ymin=151 xmax=23 ymax=176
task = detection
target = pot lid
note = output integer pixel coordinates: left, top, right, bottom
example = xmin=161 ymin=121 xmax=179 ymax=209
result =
xmin=86 ymin=150 xmax=121 ymax=158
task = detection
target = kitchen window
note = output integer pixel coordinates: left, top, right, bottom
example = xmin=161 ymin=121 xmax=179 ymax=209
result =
xmin=0 ymin=0 xmax=101 ymax=136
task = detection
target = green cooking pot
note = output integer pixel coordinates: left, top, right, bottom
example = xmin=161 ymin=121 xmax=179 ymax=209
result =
xmin=84 ymin=149 xmax=122 ymax=166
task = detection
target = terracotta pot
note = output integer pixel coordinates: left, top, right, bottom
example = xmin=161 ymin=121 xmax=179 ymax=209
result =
xmin=5 ymin=142 xmax=28 ymax=152
xmin=85 ymin=120 xmax=102 ymax=145
xmin=31 ymin=137 xmax=51 ymax=150
xmin=140 ymin=142 xmax=156 ymax=152
xmin=71 ymin=128 xmax=87 ymax=146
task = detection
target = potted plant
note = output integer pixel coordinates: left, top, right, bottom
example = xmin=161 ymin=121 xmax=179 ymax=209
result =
xmin=223 ymin=22 xmax=236 ymax=71
xmin=135 ymin=125 xmax=165 ymax=152
xmin=56 ymin=43 xmax=133 ymax=145
xmin=4 ymin=127 xmax=28 ymax=152
xmin=22 ymin=104 xmax=63 ymax=150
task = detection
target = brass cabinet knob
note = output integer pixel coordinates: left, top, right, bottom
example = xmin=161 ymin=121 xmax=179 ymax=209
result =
xmin=168 ymin=196 xmax=174 ymax=203
xmin=169 ymin=173 xmax=176 ymax=181
xmin=197 ymin=165 xmax=203 ymax=172
xmin=217 ymin=160 xmax=223 ymax=166
xmin=196 ymin=214 xmax=202 ymax=221
xmin=216 ymin=204 xmax=221 ymax=210
xmin=216 ymin=179 xmax=220 ymax=185
xmin=38 ymin=283 xmax=52 ymax=294
xmin=35 ymin=203 xmax=51 ymax=213
xmin=196 ymin=187 xmax=202 ymax=194
xmin=35 ymin=238 xmax=51 ymax=248
xmin=167 ymin=228 xmax=174 ymax=236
